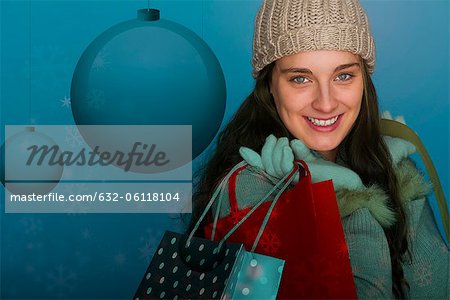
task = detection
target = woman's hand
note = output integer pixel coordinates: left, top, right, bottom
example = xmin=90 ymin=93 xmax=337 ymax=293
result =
xmin=382 ymin=111 xmax=416 ymax=164
xmin=290 ymin=139 xmax=364 ymax=190
xmin=239 ymin=135 xmax=296 ymax=179
xmin=239 ymin=135 xmax=364 ymax=190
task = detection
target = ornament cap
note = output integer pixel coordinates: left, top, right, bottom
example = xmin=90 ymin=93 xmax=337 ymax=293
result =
xmin=137 ymin=8 xmax=160 ymax=21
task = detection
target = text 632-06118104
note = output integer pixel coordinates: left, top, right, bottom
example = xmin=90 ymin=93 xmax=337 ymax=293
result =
xmin=124 ymin=192 xmax=180 ymax=202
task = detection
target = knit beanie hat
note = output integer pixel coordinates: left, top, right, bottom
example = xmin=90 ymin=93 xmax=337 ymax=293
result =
xmin=252 ymin=0 xmax=375 ymax=78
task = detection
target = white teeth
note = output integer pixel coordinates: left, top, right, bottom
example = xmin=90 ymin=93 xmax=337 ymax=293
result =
xmin=307 ymin=116 xmax=339 ymax=127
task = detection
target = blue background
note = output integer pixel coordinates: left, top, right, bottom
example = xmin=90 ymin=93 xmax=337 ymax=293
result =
xmin=1 ymin=0 xmax=449 ymax=298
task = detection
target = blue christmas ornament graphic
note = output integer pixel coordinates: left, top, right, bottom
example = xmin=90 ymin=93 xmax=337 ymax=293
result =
xmin=0 ymin=127 xmax=64 ymax=195
xmin=71 ymin=9 xmax=226 ymax=160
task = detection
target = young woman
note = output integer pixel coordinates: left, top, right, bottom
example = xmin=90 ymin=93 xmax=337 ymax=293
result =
xmin=189 ymin=0 xmax=449 ymax=298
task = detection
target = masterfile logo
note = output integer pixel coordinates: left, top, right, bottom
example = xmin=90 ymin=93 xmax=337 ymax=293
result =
xmin=2 ymin=125 xmax=192 ymax=214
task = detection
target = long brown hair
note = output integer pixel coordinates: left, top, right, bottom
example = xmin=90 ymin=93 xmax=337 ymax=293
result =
xmin=187 ymin=59 xmax=410 ymax=298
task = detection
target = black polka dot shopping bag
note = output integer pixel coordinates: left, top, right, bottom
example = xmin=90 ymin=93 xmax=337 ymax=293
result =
xmin=133 ymin=161 xmax=290 ymax=299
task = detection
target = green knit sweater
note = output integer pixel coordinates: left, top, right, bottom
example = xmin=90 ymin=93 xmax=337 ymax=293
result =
xmin=212 ymin=149 xmax=449 ymax=299
xmin=338 ymin=158 xmax=449 ymax=299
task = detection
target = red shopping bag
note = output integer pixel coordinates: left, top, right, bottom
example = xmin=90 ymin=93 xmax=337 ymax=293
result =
xmin=204 ymin=161 xmax=357 ymax=299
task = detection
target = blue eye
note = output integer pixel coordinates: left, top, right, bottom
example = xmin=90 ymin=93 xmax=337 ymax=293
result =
xmin=291 ymin=76 xmax=310 ymax=84
xmin=336 ymin=73 xmax=353 ymax=81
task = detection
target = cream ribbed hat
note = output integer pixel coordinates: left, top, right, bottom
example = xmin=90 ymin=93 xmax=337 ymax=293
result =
xmin=252 ymin=0 xmax=376 ymax=78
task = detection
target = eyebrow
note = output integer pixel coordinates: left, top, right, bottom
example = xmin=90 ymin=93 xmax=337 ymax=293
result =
xmin=280 ymin=62 xmax=360 ymax=74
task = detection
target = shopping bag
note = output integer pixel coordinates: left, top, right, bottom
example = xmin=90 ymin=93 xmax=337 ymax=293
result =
xmin=133 ymin=230 xmax=244 ymax=299
xmin=204 ymin=160 xmax=357 ymax=299
xmin=134 ymin=162 xmax=287 ymax=300
xmin=228 ymin=250 xmax=284 ymax=300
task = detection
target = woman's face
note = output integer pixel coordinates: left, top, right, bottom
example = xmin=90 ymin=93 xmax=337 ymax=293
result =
xmin=270 ymin=50 xmax=364 ymax=161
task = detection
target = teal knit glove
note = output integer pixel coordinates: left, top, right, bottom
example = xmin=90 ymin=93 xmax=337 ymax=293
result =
xmin=239 ymin=135 xmax=364 ymax=190
xmin=239 ymin=135 xmax=296 ymax=180
xmin=384 ymin=136 xmax=416 ymax=165
xmin=290 ymin=139 xmax=364 ymax=190
xmin=381 ymin=111 xmax=416 ymax=164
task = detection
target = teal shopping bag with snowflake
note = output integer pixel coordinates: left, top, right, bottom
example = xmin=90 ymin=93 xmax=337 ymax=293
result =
xmin=133 ymin=161 xmax=288 ymax=299
xmin=225 ymin=250 xmax=284 ymax=299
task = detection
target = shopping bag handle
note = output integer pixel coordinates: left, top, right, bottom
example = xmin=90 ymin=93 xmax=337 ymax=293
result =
xmin=380 ymin=119 xmax=449 ymax=242
xmin=218 ymin=159 xmax=309 ymax=242
xmin=186 ymin=161 xmax=248 ymax=246
xmin=217 ymin=162 xmax=303 ymax=252
xmin=187 ymin=159 xmax=298 ymax=245
xmin=227 ymin=160 xmax=309 ymax=214
xmin=188 ymin=160 xmax=306 ymax=251
xmin=245 ymin=160 xmax=308 ymax=252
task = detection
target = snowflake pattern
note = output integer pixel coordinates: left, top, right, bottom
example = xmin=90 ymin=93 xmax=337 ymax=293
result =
xmin=138 ymin=228 xmax=162 ymax=263
xmin=230 ymin=209 xmax=249 ymax=225
xmin=103 ymin=251 xmax=128 ymax=272
xmin=113 ymin=252 xmax=127 ymax=266
xmin=26 ymin=241 xmax=44 ymax=250
xmin=46 ymin=265 xmax=77 ymax=298
xmin=167 ymin=213 xmax=187 ymax=232
xmin=268 ymin=206 xmax=281 ymax=220
xmin=92 ymin=50 xmax=111 ymax=71
xmin=20 ymin=217 xmax=43 ymax=235
xmin=60 ymin=96 xmax=71 ymax=108
xmin=64 ymin=126 xmax=84 ymax=148
xmin=86 ymin=88 xmax=106 ymax=110
xmin=138 ymin=241 xmax=156 ymax=263
xmin=81 ymin=228 xmax=93 ymax=240
xmin=413 ymin=261 xmax=433 ymax=287
xmin=258 ymin=231 xmax=281 ymax=255
xmin=58 ymin=183 xmax=90 ymax=215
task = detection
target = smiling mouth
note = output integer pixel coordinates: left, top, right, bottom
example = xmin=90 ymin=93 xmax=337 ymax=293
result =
xmin=306 ymin=115 xmax=341 ymax=127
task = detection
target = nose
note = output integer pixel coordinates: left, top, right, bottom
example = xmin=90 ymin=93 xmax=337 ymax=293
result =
xmin=311 ymin=83 xmax=338 ymax=113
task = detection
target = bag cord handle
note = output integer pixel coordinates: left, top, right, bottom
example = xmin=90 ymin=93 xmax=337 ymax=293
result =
xmin=187 ymin=160 xmax=304 ymax=252
xmin=186 ymin=161 xmax=247 ymax=245
xmin=217 ymin=163 xmax=300 ymax=252
xmin=380 ymin=119 xmax=449 ymax=242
